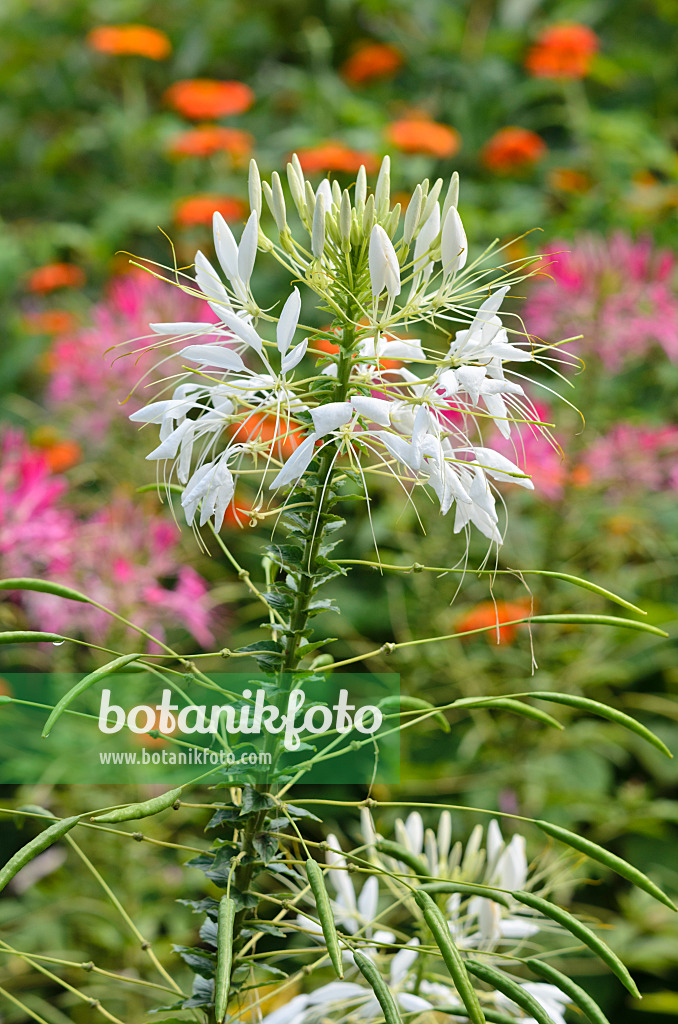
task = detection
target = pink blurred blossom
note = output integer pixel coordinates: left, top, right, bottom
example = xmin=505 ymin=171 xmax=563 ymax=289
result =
xmin=0 ymin=427 xmax=213 ymax=649
xmin=526 ymin=233 xmax=678 ymax=369
xmin=583 ymin=423 xmax=678 ymax=495
xmin=46 ymin=270 xmax=217 ymax=439
xmin=491 ymin=401 xmax=568 ymax=502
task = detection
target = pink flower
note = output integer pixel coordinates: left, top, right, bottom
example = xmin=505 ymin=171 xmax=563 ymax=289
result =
xmin=0 ymin=427 xmax=214 ymax=650
xmin=583 ymin=423 xmax=678 ymax=495
xmin=526 ymin=233 xmax=678 ymax=370
xmin=45 ymin=270 xmax=218 ymax=439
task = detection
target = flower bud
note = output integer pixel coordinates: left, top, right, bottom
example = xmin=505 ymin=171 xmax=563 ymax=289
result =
xmin=340 ymin=190 xmax=352 ymax=251
xmin=248 ymin=159 xmax=262 ymax=217
xmin=441 ymin=171 xmax=459 ymax=222
xmin=270 ymin=171 xmax=287 ymax=233
xmin=355 ymin=165 xmax=367 ymax=211
xmin=312 ymin=193 xmax=326 ymax=258
xmin=375 ymin=154 xmax=391 ymax=218
xmin=420 ymin=178 xmax=443 ymax=228
xmin=287 ymin=161 xmax=306 ymax=218
xmin=369 ymin=224 xmax=401 ymax=301
xmin=403 ymin=183 xmax=423 ymax=245
xmin=440 ymin=206 xmax=467 ymax=279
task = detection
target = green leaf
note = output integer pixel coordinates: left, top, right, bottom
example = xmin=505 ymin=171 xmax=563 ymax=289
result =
xmin=42 ymin=653 xmax=143 ymax=737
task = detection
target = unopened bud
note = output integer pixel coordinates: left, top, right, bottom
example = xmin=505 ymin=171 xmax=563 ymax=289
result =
xmin=248 ymin=159 xmax=262 ymax=217
xmin=403 ymin=184 xmax=423 ymax=245
xmin=340 ymin=190 xmax=352 ymax=251
xmin=312 ymin=193 xmax=326 ymax=258
xmin=375 ymin=155 xmax=391 ymax=218
xmin=362 ymin=193 xmax=375 ymax=234
xmin=287 ymin=162 xmax=307 ymax=218
xmin=420 ymin=178 xmax=443 ymax=227
xmin=355 ymin=165 xmax=367 ymax=211
xmin=441 ymin=171 xmax=459 ymax=221
xmin=270 ymin=171 xmax=287 ymax=233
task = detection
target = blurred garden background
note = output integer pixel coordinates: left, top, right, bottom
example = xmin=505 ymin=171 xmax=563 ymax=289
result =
xmin=1 ymin=0 xmax=677 ymax=1020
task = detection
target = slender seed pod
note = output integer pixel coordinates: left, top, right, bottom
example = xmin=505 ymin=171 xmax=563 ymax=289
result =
xmin=42 ymin=652 xmax=142 ymax=737
xmin=525 ymin=959 xmax=611 ymax=1024
xmin=92 ymin=786 xmax=182 ymax=823
xmin=1 ymin=631 xmax=65 ymax=645
xmin=0 ymin=816 xmax=80 ymax=894
xmin=420 ymin=178 xmax=444 ymax=227
xmin=534 ymin=819 xmax=677 ymax=911
xmin=353 ymin=950 xmax=403 ymax=1024
xmin=441 ymin=1006 xmax=531 ymax=1024
xmin=512 ymin=890 xmax=640 ymax=997
xmin=403 ymin=184 xmax=423 ymax=245
xmin=529 ymin=692 xmax=672 ymax=757
xmin=312 ymin=194 xmax=326 ymax=259
xmin=248 ymin=159 xmax=262 ymax=217
xmin=454 ymin=697 xmax=563 ymax=730
xmin=378 ymin=694 xmax=450 ymax=732
xmin=214 ymin=895 xmax=236 ymax=1023
xmin=0 ymin=577 xmax=89 ymax=603
xmin=306 ymin=858 xmax=343 ymax=977
xmin=414 ymin=890 xmax=486 ymax=1024
xmin=419 ymin=881 xmax=510 ymax=908
xmin=466 ymin=960 xmax=562 ymax=1024
xmin=376 ymin=838 xmax=430 ymax=876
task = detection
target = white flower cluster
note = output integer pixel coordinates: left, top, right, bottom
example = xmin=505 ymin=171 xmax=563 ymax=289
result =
xmin=273 ymin=813 xmax=569 ymax=1024
xmin=131 ymin=157 xmax=547 ymax=544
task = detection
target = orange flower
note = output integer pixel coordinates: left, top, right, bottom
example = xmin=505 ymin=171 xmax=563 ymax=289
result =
xmin=164 ymin=79 xmax=254 ymax=120
xmin=548 ymin=167 xmax=592 ymax=194
xmin=456 ymin=600 xmax=533 ymax=644
xmin=230 ymin=414 xmax=301 ymax=459
xmin=525 ymin=23 xmax=599 ymax=80
xmin=296 ymin=142 xmax=379 ymax=175
xmin=87 ymin=24 xmax=171 ymax=60
xmin=24 ymin=309 xmax=78 ymax=335
xmin=481 ymin=127 xmax=546 ymax=174
xmin=174 ymin=195 xmax=247 ymax=228
xmin=27 ymin=263 xmax=85 ymax=293
xmin=168 ymin=125 xmax=253 ymax=160
xmin=45 ymin=440 xmax=82 ymax=473
xmin=386 ymin=117 xmax=460 ymax=159
xmin=342 ymin=42 xmax=403 ymax=84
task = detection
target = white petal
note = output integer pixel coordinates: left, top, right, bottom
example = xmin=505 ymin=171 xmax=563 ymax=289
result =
xmin=397 ymin=993 xmax=432 ymax=1012
xmin=237 ymin=210 xmax=259 ymax=286
xmin=269 ymin=433 xmax=317 ymax=490
xmin=390 ymin=940 xmax=420 ymax=984
xmin=146 ymin=419 xmax=193 ymax=461
xmin=380 ymin=336 xmax=425 ymax=361
xmin=369 ymin=224 xmax=401 ymax=300
xmin=212 ymin=211 xmax=239 ymax=282
xmin=311 ymin=402 xmax=353 ymax=436
xmin=277 ymin=288 xmax=301 ymax=355
xmin=351 ymin=396 xmax=391 ymax=427
xmin=325 ymin=835 xmax=357 ymax=912
xmin=180 ymin=345 xmax=245 ymax=372
xmin=358 ymin=875 xmax=378 ymax=923
xmin=130 ymin=400 xmax=174 ymax=424
xmin=219 ymin=309 xmax=264 ymax=355
xmin=281 ymin=339 xmax=308 ymax=374
xmin=473 ymin=447 xmax=534 ymax=488
xmin=476 ymin=285 xmax=510 ymax=321
xmin=405 ymin=812 xmax=424 ymax=855
xmin=150 ymin=321 xmax=222 ymax=336
xmin=260 ymin=994 xmax=310 ymax=1024
xmin=194 ymin=251 xmax=231 ymax=312
xmin=412 ymin=205 xmax=440 ymax=278
xmin=441 ymin=206 xmax=467 ymax=277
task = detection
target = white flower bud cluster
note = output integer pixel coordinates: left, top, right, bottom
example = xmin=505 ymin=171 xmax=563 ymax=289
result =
xmin=131 ymin=156 xmax=552 ymax=545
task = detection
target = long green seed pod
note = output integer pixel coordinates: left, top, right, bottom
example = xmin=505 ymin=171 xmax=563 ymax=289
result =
xmin=306 ymin=858 xmax=343 ymax=978
xmin=513 ymin=890 xmax=639 ymax=998
xmin=376 ymin=838 xmax=429 ymax=876
xmin=42 ymin=652 xmax=143 ymax=737
xmin=214 ymin=895 xmax=236 ymax=1024
xmin=465 ymin=960 xmax=558 ymax=1024
xmin=353 ymin=950 xmax=402 ymax=1024
xmin=529 ymin=692 xmax=672 ymax=757
xmin=525 ymin=958 xmax=612 ymax=1024
xmin=534 ymin=819 xmax=677 ymax=911
xmin=419 ymin=882 xmax=510 ymax=908
xmin=414 ymin=890 xmax=486 ymax=1024
xmin=92 ymin=787 xmax=182 ymax=823
xmin=0 ymin=816 xmax=80 ymax=894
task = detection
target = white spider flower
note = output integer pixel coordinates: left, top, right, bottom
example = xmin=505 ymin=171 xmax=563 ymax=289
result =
xmin=130 ymin=157 xmax=558 ymax=542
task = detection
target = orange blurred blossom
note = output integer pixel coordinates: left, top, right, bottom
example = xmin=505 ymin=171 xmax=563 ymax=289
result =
xmin=175 ymin=195 xmax=248 ymax=228
xmin=27 ymin=263 xmax=85 ymax=293
xmin=164 ymin=79 xmax=254 ymax=119
xmin=481 ymin=127 xmax=546 ymax=174
xmin=387 ymin=117 xmax=460 ymax=159
xmin=24 ymin=309 xmax=78 ymax=335
xmin=525 ymin=23 xmax=599 ymax=80
xmin=548 ymin=167 xmax=593 ymax=194
xmin=296 ymin=142 xmax=379 ymax=175
xmin=87 ymin=24 xmax=171 ymax=60
xmin=342 ymin=41 xmax=403 ymax=84
xmin=456 ymin=600 xmax=533 ymax=644
xmin=168 ymin=125 xmax=253 ymax=160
